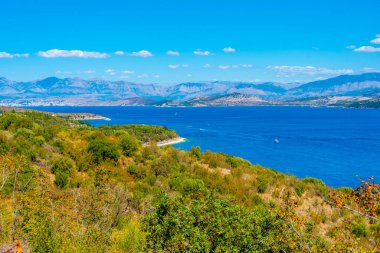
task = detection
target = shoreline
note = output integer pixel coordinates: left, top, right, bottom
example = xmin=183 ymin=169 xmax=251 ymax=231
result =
xmin=157 ymin=137 xmax=186 ymax=147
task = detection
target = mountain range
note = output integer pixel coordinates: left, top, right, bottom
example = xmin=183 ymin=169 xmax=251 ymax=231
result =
xmin=1 ymin=72 xmax=380 ymax=107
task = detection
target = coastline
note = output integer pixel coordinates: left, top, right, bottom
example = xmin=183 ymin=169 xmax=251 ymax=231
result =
xmin=157 ymin=137 xmax=186 ymax=147
xmin=52 ymin=113 xmax=111 ymax=121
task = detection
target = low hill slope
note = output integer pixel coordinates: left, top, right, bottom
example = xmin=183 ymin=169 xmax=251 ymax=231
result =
xmin=0 ymin=110 xmax=378 ymax=252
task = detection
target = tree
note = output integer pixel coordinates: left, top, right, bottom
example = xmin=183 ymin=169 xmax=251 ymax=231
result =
xmin=51 ymin=157 xmax=74 ymax=188
xmin=88 ymin=139 xmax=120 ymax=165
xmin=119 ymin=135 xmax=140 ymax=157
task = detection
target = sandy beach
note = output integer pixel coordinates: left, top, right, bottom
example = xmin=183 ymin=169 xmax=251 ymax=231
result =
xmin=157 ymin=137 xmax=186 ymax=147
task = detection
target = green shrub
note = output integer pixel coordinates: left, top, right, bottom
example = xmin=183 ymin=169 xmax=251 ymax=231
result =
xmin=127 ymin=163 xmax=139 ymax=175
xmin=352 ymin=223 xmax=368 ymax=237
xmin=0 ymin=135 xmax=9 ymax=155
xmin=302 ymin=177 xmax=325 ymax=186
xmin=190 ymin=146 xmax=201 ymax=159
xmin=52 ymin=139 xmax=65 ymax=153
xmin=51 ymin=157 xmax=74 ymax=188
xmin=142 ymin=193 xmax=284 ymax=252
xmin=88 ymin=139 xmax=120 ymax=165
xmin=295 ymin=184 xmax=305 ymax=197
xmin=181 ymin=178 xmax=206 ymax=196
xmin=0 ymin=113 xmax=33 ymax=131
xmin=120 ymin=135 xmax=140 ymax=157
xmin=256 ymin=176 xmax=268 ymax=193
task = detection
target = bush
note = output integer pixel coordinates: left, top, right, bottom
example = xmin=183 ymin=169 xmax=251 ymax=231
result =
xmin=0 ymin=113 xmax=33 ymax=131
xmin=120 ymin=135 xmax=140 ymax=157
xmin=88 ymin=139 xmax=120 ymax=165
xmin=295 ymin=184 xmax=305 ymax=197
xmin=256 ymin=176 xmax=268 ymax=193
xmin=0 ymin=142 xmax=9 ymax=155
xmin=352 ymin=223 xmax=368 ymax=237
xmin=142 ymin=193 xmax=284 ymax=252
xmin=127 ymin=163 xmax=139 ymax=175
xmin=302 ymin=177 xmax=325 ymax=186
xmin=51 ymin=157 xmax=75 ymax=188
xmin=181 ymin=178 xmax=206 ymax=196
xmin=190 ymin=146 xmax=201 ymax=159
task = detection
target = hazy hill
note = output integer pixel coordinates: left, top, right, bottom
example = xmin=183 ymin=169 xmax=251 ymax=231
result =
xmin=287 ymin=72 xmax=380 ymax=98
xmin=1 ymin=73 xmax=380 ymax=106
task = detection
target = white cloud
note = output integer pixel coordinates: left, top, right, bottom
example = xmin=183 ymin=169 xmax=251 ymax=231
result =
xmin=168 ymin=64 xmax=188 ymax=69
xmin=187 ymin=74 xmax=192 ymax=77
xmin=105 ymin=69 xmax=116 ymax=75
xmin=121 ymin=70 xmax=135 ymax=74
xmin=203 ymin=64 xmax=212 ymax=68
xmin=14 ymin=53 xmax=29 ymax=58
xmin=38 ymin=49 xmax=109 ymax=58
xmin=218 ymin=65 xmax=230 ymax=70
xmin=114 ymin=51 xmax=125 ymax=55
xmin=55 ymin=70 xmax=72 ymax=74
xmin=361 ymin=67 xmax=380 ymax=73
xmin=168 ymin=64 xmax=180 ymax=69
xmin=217 ymin=64 xmax=253 ymax=70
xmin=154 ymin=75 xmax=160 ymax=78
xmin=193 ymin=49 xmax=211 ymax=56
xmin=223 ymin=47 xmax=236 ymax=53
xmin=346 ymin=45 xmax=356 ymax=49
xmin=0 ymin=52 xmax=13 ymax=58
xmin=267 ymin=65 xmax=354 ymax=76
xmin=120 ymin=76 xmax=130 ymax=79
xmin=84 ymin=70 xmax=96 ymax=74
xmin=167 ymin=50 xmax=180 ymax=56
xmin=370 ymin=34 xmax=380 ymax=44
xmin=131 ymin=50 xmax=153 ymax=57
xmin=354 ymin=46 xmax=380 ymax=53
xmin=0 ymin=52 xmax=29 ymax=58
xmin=138 ymin=74 xmax=149 ymax=79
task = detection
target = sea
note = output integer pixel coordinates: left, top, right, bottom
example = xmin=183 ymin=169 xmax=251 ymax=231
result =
xmin=28 ymin=106 xmax=380 ymax=188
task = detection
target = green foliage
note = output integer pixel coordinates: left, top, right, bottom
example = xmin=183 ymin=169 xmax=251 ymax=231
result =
xmin=0 ymin=132 xmax=9 ymax=155
xmin=0 ymin=110 xmax=377 ymax=252
xmin=352 ymin=222 xmax=368 ymax=237
xmin=113 ymin=218 xmax=145 ymax=253
xmin=101 ymin=124 xmax=178 ymax=143
xmin=0 ymin=112 xmax=33 ymax=131
xmin=295 ymin=183 xmax=305 ymax=197
xmin=52 ymin=138 xmax=65 ymax=153
xmin=256 ymin=176 xmax=268 ymax=193
xmin=51 ymin=157 xmax=75 ymax=188
xmin=127 ymin=163 xmax=139 ymax=175
xmin=120 ymin=135 xmax=140 ymax=157
xmin=190 ymin=146 xmax=201 ymax=159
xmin=88 ymin=139 xmax=120 ymax=165
xmin=143 ymin=193 xmax=284 ymax=252
xmin=181 ymin=178 xmax=206 ymax=196
xmin=302 ymin=177 xmax=325 ymax=186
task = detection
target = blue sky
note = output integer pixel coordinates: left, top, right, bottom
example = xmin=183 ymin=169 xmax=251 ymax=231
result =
xmin=1 ymin=0 xmax=380 ymax=84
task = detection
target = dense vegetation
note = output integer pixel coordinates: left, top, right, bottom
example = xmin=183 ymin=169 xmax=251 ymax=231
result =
xmin=0 ymin=110 xmax=379 ymax=252
xmin=346 ymin=99 xmax=380 ymax=108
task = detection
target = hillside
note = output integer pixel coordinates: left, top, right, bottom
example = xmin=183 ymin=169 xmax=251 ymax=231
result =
xmin=0 ymin=109 xmax=379 ymax=252
xmin=1 ymin=73 xmax=380 ymax=107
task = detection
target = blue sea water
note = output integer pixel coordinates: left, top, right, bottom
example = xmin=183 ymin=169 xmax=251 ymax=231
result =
xmin=29 ymin=106 xmax=380 ymax=188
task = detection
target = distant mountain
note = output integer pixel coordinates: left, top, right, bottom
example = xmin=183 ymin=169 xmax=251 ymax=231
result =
xmin=1 ymin=73 xmax=380 ymax=107
xmin=287 ymin=72 xmax=380 ymax=98
xmin=166 ymin=81 xmax=286 ymax=100
xmin=180 ymin=93 xmax=265 ymax=106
